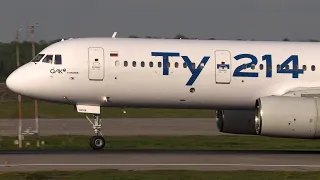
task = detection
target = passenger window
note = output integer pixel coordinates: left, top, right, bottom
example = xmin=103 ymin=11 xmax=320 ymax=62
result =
xmin=312 ymin=65 xmax=316 ymax=71
xmin=158 ymin=62 xmax=162 ymax=68
xmin=183 ymin=63 xmax=187 ymax=68
xmin=175 ymin=62 xmax=179 ymax=68
xmin=200 ymin=63 xmax=205 ymax=69
xmin=149 ymin=62 xmax=153 ymax=67
xmin=141 ymin=61 xmax=145 ymax=67
xmin=42 ymin=55 xmax=53 ymax=64
xmin=132 ymin=61 xmax=136 ymax=67
xmin=251 ymin=64 xmax=255 ymax=70
xmin=259 ymin=64 xmax=263 ymax=70
xmin=115 ymin=60 xmax=120 ymax=67
xmin=54 ymin=55 xmax=62 ymax=65
xmin=124 ymin=61 xmax=128 ymax=67
xmin=303 ymin=65 xmax=307 ymax=71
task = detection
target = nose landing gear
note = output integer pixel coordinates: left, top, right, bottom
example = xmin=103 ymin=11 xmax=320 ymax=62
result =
xmin=86 ymin=114 xmax=105 ymax=150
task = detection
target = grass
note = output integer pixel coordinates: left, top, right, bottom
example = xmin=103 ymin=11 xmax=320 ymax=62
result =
xmin=0 ymin=100 xmax=214 ymax=119
xmin=0 ymin=170 xmax=320 ymax=180
xmin=1 ymin=135 xmax=320 ymax=151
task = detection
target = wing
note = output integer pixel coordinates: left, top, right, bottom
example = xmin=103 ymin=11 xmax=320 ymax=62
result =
xmin=282 ymin=87 xmax=320 ymax=98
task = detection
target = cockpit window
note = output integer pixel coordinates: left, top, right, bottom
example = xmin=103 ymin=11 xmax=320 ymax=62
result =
xmin=42 ymin=55 xmax=54 ymax=64
xmin=31 ymin=54 xmax=45 ymax=62
xmin=54 ymin=55 xmax=62 ymax=65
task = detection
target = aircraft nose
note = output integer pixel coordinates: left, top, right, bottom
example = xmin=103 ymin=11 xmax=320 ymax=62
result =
xmin=6 ymin=70 xmax=23 ymax=94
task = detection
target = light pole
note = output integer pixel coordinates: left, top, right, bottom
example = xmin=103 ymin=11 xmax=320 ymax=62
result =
xmin=15 ymin=27 xmax=22 ymax=148
xmin=29 ymin=23 xmax=40 ymax=147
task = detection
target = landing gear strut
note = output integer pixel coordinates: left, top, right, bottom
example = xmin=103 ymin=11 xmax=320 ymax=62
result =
xmin=86 ymin=114 xmax=105 ymax=150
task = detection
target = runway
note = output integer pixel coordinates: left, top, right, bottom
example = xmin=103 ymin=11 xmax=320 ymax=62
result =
xmin=0 ymin=118 xmax=222 ymax=136
xmin=0 ymin=150 xmax=320 ymax=172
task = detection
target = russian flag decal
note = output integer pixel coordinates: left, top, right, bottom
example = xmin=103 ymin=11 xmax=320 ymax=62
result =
xmin=110 ymin=51 xmax=118 ymax=57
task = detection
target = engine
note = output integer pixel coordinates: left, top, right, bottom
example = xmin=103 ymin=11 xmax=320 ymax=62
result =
xmin=255 ymin=96 xmax=320 ymax=139
xmin=216 ymin=109 xmax=256 ymax=135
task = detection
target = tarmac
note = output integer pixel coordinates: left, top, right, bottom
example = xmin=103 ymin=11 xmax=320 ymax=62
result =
xmin=0 ymin=150 xmax=320 ymax=172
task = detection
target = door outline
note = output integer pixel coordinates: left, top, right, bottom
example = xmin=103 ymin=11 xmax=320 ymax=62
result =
xmin=215 ymin=50 xmax=232 ymax=84
xmin=88 ymin=47 xmax=105 ymax=81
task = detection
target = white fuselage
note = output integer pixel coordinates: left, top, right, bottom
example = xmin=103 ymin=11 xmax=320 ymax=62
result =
xmin=6 ymin=38 xmax=320 ymax=110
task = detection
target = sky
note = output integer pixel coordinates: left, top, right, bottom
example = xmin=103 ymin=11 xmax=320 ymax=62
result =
xmin=1 ymin=0 xmax=320 ymax=42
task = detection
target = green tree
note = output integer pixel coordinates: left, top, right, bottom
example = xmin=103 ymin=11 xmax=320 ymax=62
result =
xmin=174 ymin=34 xmax=189 ymax=39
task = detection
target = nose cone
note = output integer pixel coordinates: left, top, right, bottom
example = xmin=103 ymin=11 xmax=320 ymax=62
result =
xmin=6 ymin=70 xmax=22 ymax=94
xmin=6 ymin=62 xmax=37 ymax=96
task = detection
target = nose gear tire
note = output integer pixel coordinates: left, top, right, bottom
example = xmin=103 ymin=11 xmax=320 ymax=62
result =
xmin=90 ymin=136 xmax=105 ymax=150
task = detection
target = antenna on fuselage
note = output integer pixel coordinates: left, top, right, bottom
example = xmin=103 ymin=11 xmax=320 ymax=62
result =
xmin=112 ymin=32 xmax=117 ymax=39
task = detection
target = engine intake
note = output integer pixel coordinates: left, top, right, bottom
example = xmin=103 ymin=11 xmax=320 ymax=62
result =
xmin=255 ymin=96 xmax=320 ymax=139
xmin=216 ymin=110 xmax=256 ymax=135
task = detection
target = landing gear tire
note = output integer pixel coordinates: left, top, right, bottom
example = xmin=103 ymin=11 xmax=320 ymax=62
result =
xmin=85 ymin=113 xmax=105 ymax=150
xmin=90 ymin=136 xmax=105 ymax=150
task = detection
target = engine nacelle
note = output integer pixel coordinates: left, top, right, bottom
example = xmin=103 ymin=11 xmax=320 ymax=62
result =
xmin=255 ymin=96 xmax=320 ymax=139
xmin=216 ymin=110 xmax=256 ymax=135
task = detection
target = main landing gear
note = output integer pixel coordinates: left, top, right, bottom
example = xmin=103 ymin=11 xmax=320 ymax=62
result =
xmin=85 ymin=114 xmax=105 ymax=150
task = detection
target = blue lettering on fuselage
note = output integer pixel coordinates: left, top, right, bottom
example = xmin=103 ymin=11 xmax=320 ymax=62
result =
xmin=151 ymin=52 xmax=210 ymax=86
xmin=181 ymin=56 xmax=210 ymax=85
xmin=151 ymin=52 xmax=306 ymax=86
xmin=151 ymin=52 xmax=180 ymax=75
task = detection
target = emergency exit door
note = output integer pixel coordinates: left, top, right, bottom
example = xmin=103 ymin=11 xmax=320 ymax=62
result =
xmin=88 ymin=47 xmax=105 ymax=80
xmin=215 ymin=50 xmax=231 ymax=84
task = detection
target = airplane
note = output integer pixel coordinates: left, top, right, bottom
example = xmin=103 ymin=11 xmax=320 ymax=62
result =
xmin=5 ymin=35 xmax=320 ymax=150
